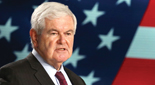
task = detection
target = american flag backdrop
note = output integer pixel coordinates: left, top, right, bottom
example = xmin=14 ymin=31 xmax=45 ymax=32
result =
xmin=0 ymin=0 xmax=155 ymax=85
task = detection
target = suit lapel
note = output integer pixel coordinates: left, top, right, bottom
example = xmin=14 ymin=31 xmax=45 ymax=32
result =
xmin=64 ymin=67 xmax=79 ymax=85
xmin=26 ymin=53 xmax=55 ymax=85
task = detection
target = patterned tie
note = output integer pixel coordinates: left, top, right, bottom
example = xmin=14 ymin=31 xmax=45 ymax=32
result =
xmin=55 ymin=71 xmax=68 ymax=85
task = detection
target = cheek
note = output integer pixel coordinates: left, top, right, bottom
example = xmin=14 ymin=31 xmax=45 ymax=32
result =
xmin=46 ymin=42 xmax=55 ymax=57
xmin=68 ymin=38 xmax=74 ymax=51
xmin=47 ymin=38 xmax=57 ymax=51
xmin=70 ymin=37 xmax=74 ymax=46
xmin=49 ymin=37 xmax=57 ymax=46
xmin=38 ymin=36 xmax=52 ymax=50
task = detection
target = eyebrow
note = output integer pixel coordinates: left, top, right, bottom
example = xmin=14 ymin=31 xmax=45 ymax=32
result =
xmin=47 ymin=28 xmax=75 ymax=33
xmin=66 ymin=30 xmax=74 ymax=33
xmin=47 ymin=29 xmax=57 ymax=33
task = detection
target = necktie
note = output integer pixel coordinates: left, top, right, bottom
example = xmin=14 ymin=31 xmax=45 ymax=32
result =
xmin=55 ymin=71 xmax=68 ymax=85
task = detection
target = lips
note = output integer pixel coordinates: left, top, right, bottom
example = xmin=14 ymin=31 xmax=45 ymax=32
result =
xmin=56 ymin=48 xmax=67 ymax=51
xmin=58 ymin=48 xmax=65 ymax=50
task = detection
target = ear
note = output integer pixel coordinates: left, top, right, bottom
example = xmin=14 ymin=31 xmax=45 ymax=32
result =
xmin=30 ymin=29 xmax=38 ymax=47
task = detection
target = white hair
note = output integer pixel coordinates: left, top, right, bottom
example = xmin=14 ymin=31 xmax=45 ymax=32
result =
xmin=30 ymin=2 xmax=77 ymax=48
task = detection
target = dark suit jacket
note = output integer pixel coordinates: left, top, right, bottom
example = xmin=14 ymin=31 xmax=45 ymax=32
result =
xmin=0 ymin=53 xmax=86 ymax=85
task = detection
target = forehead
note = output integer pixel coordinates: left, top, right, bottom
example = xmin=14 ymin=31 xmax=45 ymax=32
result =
xmin=44 ymin=16 xmax=74 ymax=31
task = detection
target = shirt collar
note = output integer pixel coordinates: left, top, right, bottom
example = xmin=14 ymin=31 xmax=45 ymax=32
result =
xmin=32 ymin=49 xmax=66 ymax=76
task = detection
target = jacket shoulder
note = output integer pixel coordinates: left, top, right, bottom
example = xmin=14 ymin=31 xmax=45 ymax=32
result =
xmin=0 ymin=53 xmax=41 ymax=85
xmin=0 ymin=58 xmax=29 ymax=70
xmin=0 ymin=58 xmax=30 ymax=85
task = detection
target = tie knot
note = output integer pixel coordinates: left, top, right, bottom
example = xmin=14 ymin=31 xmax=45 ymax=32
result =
xmin=55 ymin=71 xmax=68 ymax=85
xmin=55 ymin=72 xmax=64 ymax=80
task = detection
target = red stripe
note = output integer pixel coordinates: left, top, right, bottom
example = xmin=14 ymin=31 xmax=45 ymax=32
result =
xmin=140 ymin=0 xmax=155 ymax=27
xmin=112 ymin=58 xmax=155 ymax=85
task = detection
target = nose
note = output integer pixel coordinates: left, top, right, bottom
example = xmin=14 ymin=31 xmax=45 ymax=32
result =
xmin=57 ymin=34 xmax=66 ymax=44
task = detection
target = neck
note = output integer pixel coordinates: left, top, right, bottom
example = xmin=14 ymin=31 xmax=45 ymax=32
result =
xmin=52 ymin=63 xmax=62 ymax=71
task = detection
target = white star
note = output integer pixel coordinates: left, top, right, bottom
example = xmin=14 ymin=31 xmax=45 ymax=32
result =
xmin=0 ymin=18 xmax=19 ymax=42
xmin=82 ymin=2 xmax=105 ymax=26
xmin=33 ymin=0 xmax=48 ymax=9
xmin=116 ymin=0 xmax=131 ymax=6
xmin=64 ymin=47 xmax=85 ymax=68
xmin=80 ymin=71 xmax=101 ymax=85
xmin=97 ymin=28 xmax=120 ymax=50
xmin=14 ymin=44 xmax=30 ymax=61
xmin=32 ymin=5 xmax=38 ymax=9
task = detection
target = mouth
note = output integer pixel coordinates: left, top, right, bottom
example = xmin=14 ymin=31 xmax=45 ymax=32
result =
xmin=58 ymin=48 xmax=66 ymax=50
xmin=56 ymin=48 xmax=67 ymax=51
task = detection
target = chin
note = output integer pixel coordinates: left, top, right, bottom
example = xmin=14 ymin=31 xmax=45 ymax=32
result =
xmin=57 ymin=56 xmax=69 ymax=62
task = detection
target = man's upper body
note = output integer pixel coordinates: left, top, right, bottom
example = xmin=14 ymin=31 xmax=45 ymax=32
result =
xmin=0 ymin=52 xmax=85 ymax=85
xmin=0 ymin=1 xmax=85 ymax=85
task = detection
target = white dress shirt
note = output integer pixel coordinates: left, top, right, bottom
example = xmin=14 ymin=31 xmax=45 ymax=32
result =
xmin=32 ymin=49 xmax=72 ymax=85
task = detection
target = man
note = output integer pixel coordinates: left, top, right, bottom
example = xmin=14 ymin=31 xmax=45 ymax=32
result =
xmin=0 ymin=2 xmax=86 ymax=85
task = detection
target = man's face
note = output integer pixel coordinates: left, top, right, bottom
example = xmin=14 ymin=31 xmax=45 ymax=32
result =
xmin=35 ymin=16 xmax=74 ymax=65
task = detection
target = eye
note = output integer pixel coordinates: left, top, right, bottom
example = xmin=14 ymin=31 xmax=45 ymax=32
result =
xmin=66 ymin=33 xmax=71 ymax=35
xmin=51 ymin=33 xmax=57 ymax=35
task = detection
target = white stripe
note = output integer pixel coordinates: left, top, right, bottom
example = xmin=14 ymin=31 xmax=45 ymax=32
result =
xmin=126 ymin=26 xmax=155 ymax=59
